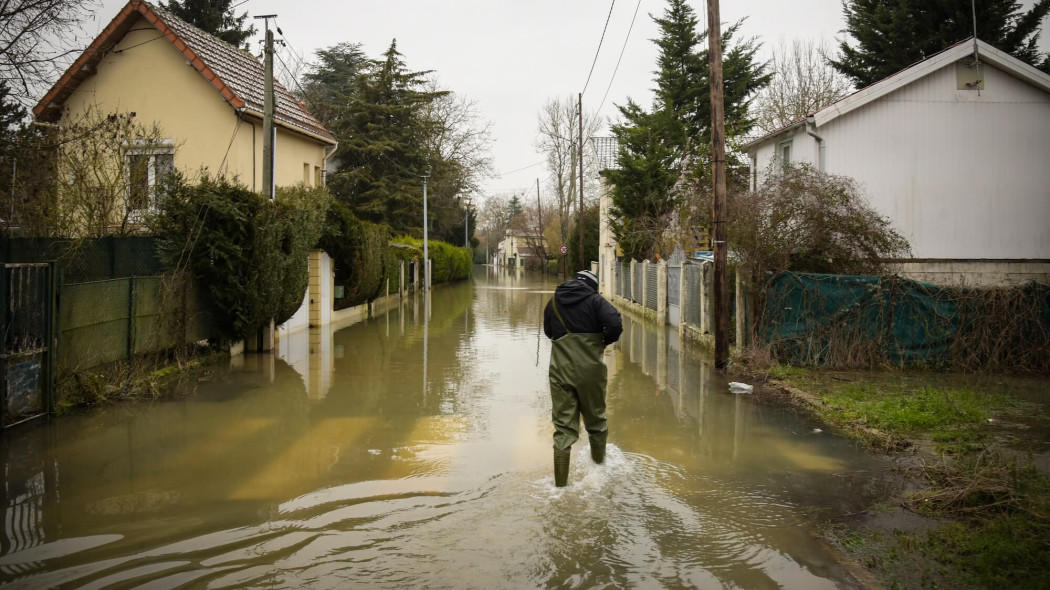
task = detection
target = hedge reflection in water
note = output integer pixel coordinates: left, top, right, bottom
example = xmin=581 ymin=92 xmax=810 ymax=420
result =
xmin=0 ymin=265 xmax=893 ymax=589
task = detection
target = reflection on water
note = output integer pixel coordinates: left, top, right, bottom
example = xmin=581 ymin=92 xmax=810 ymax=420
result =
xmin=1 ymin=266 xmax=890 ymax=589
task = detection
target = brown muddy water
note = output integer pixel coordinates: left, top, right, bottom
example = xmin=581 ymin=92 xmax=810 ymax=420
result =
xmin=1 ymin=267 xmax=894 ymax=589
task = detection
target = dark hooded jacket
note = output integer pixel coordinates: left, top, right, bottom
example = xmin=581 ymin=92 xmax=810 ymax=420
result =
xmin=543 ymin=279 xmax=623 ymax=346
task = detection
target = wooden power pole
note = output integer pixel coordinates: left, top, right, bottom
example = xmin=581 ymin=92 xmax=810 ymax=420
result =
xmin=256 ymin=15 xmax=277 ymax=201
xmin=578 ymin=92 xmax=584 ymax=273
xmin=707 ymin=0 xmax=729 ymax=369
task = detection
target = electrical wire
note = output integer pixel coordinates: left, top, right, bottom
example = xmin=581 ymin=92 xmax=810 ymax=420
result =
xmin=113 ymin=34 xmax=167 ymax=53
xmin=595 ymin=0 xmax=643 ymax=119
xmin=493 ymin=160 xmax=543 ymax=178
xmin=582 ymin=0 xmax=616 ymax=97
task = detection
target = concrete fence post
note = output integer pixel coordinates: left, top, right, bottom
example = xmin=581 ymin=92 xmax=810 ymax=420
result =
xmin=657 ymin=259 xmax=667 ymax=325
xmin=680 ymin=262 xmax=689 ymax=331
xmin=630 ymin=259 xmax=638 ymax=303
xmin=641 ymin=260 xmax=650 ymax=309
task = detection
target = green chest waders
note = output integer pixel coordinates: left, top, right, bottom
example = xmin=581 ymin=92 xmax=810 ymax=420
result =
xmin=548 ymin=297 xmax=608 ymax=486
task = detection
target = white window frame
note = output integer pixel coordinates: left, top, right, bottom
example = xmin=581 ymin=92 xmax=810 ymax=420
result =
xmin=778 ymin=139 xmax=792 ymax=169
xmin=124 ymin=139 xmax=175 ymax=218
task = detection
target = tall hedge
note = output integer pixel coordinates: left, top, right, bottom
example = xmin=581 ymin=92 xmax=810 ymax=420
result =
xmin=320 ymin=201 xmax=392 ymax=309
xmin=150 ymin=176 xmax=329 ymax=341
xmin=389 ymin=236 xmax=472 ymax=283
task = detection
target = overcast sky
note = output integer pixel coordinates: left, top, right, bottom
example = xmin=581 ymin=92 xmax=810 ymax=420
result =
xmin=86 ymin=0 xmax=1049 ymax=201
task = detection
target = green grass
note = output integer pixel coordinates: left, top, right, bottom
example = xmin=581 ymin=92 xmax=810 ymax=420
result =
xmin=818 ymin=384 xmax=1014 ymax=438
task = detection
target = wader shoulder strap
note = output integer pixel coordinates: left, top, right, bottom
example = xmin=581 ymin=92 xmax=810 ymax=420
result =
xmin=550 ymin=296 xmax=572 ymax=334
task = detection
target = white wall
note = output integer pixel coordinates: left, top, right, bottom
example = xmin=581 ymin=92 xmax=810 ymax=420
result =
xmin=750 ymin=61 xmax=1050 ymax=261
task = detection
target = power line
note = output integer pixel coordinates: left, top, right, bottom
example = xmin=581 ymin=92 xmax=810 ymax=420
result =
xmin=596 ymin=0 xmax=643 ymax=119
xmin=493 ymin=160 xmax=543 ymax=177
xmin=582 ymin=0 xmax=616 ymax=97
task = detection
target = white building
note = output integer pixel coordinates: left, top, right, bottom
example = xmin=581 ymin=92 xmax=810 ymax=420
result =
xmin=742 ymin=38 xmax=1050 ymax=286
xmin=495 ymin=230 xmax=543 ymax=269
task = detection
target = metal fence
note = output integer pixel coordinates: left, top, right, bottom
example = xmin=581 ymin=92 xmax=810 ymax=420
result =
xmin=684 ymin=262 xmax=703 ymax=328
xmin=645 ymin=264 xmax=658 ymax=311
xmin=1 ymin=263 xmax=56 ymax=427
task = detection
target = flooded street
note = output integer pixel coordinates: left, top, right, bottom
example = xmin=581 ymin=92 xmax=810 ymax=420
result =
xmin=1 ymin=267 xmax=893 ymax=589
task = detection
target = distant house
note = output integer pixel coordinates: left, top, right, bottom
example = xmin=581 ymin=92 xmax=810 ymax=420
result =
xmin=33 ymin=0 xmax=336 ymax=216
xmin=496 ymin=230 xmax=544 ymax=269
xmin=742 ymin=38 xmax=1050 ymax=286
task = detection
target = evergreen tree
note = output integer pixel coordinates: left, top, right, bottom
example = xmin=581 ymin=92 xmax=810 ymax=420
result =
xmin=605 ymin=102 xmax=679 ymax=260
xmin=831 ymin=0 xmax=1050 ymax=88
xmin=606 ymin=0 xmax=769 ymax=260
xmin=162 ymin=0 xmax=256 ymax=48
xmin=301 ymin=43 xmax=368 ymax=128
xmin=327 ymin=40 xmax=446 ymax=235
xmin=507 ymin=195 xmax=524 ymax=220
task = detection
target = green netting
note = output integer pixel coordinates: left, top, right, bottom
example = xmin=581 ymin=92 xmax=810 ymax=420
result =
xmin=58 ymin=276 xmax=218 ymax=375
xmin=1 ymin=237 xmax=165 ymax=283
xmin=761 ymin=272 xmax=1050 ymax=370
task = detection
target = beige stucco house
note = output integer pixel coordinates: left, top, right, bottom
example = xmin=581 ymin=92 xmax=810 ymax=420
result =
xmin=33 ymin=0 xmax=336 ymax=214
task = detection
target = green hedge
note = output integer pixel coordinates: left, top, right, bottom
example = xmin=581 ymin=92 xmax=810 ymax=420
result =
xmin=389 ymin=236 xmax=471 ymax=283
xmin=151 ymin=176 xmax=329 ymax=341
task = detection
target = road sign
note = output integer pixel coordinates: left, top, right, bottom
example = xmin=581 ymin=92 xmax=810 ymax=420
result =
xmin=559 ymin=244 xmax=568 ymax=255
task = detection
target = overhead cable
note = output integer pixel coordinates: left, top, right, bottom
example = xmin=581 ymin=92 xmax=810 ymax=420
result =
xmin=581 ymin=0 xmax=617 ymax=97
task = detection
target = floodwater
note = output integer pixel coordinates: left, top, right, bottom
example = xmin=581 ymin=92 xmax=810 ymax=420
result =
xmin=0 ymin=267 xmax=894 ymax=589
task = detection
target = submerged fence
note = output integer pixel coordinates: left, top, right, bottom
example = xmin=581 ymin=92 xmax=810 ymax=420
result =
xmin=59 ymin=276 xmax=215 ymax=376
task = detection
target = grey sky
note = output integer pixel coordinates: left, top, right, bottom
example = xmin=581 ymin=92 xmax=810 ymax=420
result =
xmin=86 ymin=0 xmax=1049 ymax=200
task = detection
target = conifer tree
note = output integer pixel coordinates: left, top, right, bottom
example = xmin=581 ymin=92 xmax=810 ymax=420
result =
xmin=162 ymin=0 xmax=256 ymax=48
xmin=606 ymin=0 xmax=769 ymax=260
xmin=831 ymin=0 xmax=1050 ymax=88
xmin=327 ymin=40 xmax=446 ymax=235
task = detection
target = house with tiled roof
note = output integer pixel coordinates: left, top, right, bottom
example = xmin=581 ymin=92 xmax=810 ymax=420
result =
xmin=34 ymin=0 xmax=336 ymax=214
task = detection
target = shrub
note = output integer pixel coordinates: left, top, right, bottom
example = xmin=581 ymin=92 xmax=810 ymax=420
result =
xmin=389 ymin=236 xmax=471 ymax=283
xmin=150 ymin=175 xmax=329 ymax=341
xmin=319 ymin=201 xmax=391 ymax=308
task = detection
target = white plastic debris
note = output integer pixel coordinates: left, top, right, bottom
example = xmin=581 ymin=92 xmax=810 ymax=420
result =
xmin=812 ymin=428 xmax=823 ymax=434
xmin=728 ymin=382 xmax=753 ymax=394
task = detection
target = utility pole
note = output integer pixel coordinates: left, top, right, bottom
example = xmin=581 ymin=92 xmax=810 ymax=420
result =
xmin=578 ymin=92 xmax=585 ymax=273
xmin=536 ymin=177 xmax=544 ymax=276
xmin=255 ymin=15 xmax=278 ymax=201
xmin=422 ymin=172 xmax=430 ymax=290
xmin=707 ymin=0 xmax=729 ymax=369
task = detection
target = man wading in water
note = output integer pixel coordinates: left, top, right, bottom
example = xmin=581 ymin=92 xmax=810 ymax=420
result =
xmin=543 ymin=269 xmax=623 ymax=487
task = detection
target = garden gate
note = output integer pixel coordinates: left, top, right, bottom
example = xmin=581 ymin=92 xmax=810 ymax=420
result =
xmin=1 ymin=263 xmax=57 ymax=428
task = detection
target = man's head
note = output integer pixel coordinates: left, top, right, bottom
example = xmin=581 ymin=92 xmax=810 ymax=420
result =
xmin=575 ymin=269 xmax=598 ymax=292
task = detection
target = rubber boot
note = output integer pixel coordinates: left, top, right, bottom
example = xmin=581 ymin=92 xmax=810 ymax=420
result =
xmin=553 ymin=449 xmax=571 ymax=487
xmin=590 ymin=440 xmax=606 ymax=465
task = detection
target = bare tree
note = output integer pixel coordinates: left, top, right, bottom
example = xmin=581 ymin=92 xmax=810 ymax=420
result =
xmin=510 ymin=196 xmax=554 ymax=272
xmin=476 ymin=192 xmax=511 ymax=262
xmin=10 ymin=106 xmax=175 ymax=237
xmin=420 ymin=79 xmax=495 ymax=199
xmin=535 ymin=96 xmax=601 ymax=256
xmin=1 ymin=0 xmax=100 ymax=104
xmin=752 ymin=38 xmax=853 ymax=135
